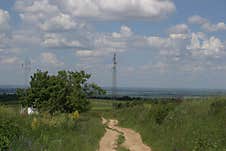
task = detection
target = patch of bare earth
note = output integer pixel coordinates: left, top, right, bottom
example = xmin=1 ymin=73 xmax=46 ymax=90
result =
xmin=99 ymin=118 xmax=151 ymax=151
xmin=99 ymin=128 xmax=119 ymax=151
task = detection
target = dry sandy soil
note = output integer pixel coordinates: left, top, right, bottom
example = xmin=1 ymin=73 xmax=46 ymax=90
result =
xmin=99 ymin=117 xmax=151 ymax=151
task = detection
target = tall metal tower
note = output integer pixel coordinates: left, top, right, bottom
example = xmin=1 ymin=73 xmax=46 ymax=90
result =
xmin=22 ymin=58 xmax=31 ymax=87
xmin=20 ymin=58 xmax=32 ymax=113
xmin=112 ymin=53 xmax=117 ymax=99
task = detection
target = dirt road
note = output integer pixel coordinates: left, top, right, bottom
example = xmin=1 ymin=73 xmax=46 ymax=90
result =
xmin=99 ymin=117 xmax=151 ymax=151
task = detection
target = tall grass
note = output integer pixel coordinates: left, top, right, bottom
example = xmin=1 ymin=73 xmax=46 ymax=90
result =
xmin=106 ymin=97 xmax=226 ymax=151
xmin=0 ymin=106 xmax=105 ymax=151
xmin=1 ymin=98 xmax=226 ymax=151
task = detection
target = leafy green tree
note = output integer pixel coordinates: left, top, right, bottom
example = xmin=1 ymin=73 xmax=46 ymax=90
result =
xmin=17 ymin=70 xmax=105 ymax=114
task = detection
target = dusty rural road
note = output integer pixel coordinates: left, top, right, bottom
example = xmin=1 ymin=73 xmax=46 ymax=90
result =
xmin=99 ymin=117 xmax=151 ymax=151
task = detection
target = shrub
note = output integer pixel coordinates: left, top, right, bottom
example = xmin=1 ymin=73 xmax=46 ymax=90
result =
xmin=209 ymin=99 xmax=226 ymax=114
xmin=17 ymin=70 xmax=105 ymax=114
xmin=150 ymin=103 xmax=178 ymax=125
xmin=192 ymin=135 xmax=218 ymax=151
xmin=151 ymin=105 xmax=170 ymax=124
xmin=112 ymin=102 xmax=124 ymax=109
xmin=112 ymin=101 xmax=143 ymax=109
xmin=0 ymin=119 xmax=21 ymax=150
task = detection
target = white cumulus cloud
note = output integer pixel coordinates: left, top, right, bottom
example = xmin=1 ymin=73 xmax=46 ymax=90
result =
xmin=187 ymin=33 xmax=225 ymax=58
xmin=57 ymin=0 xmax=176 ymax=20
xmin=0 ymin=56 xmax=20 ymax=65
xmin=43 ymin=33 xmax=83 ymax=48
xmin=188 ymin=15 xmax=226 ymax=32
xmin=40 ymin=13 xmax=78 ymax=31
xmin=15 ymin=0 xmax=59 ymax=24
xmin=0 ymin=9 xmax=10 ymax=32
xmin=168 ymin=24 xmax=189 ymax=34
xmin=40 ymin=52 xmax=64 ymax=66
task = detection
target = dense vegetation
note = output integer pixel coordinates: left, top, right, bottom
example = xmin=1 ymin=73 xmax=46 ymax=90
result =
xmin=0 ymin=70 xmax=106 ymax=150
xmin=105 ymin=98 xmax=226 ymax=151
xmin=1 ymin=91 xmax=226 ymax=150
xmin=17 ymin=70 xmax=105 ymax=114
xmin=0 ymin=105 xmax=104 ymax=150
xmin=0 ymin=94 xmax=17 ymax=105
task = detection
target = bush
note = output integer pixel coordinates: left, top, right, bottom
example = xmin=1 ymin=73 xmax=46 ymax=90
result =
xmin=209 ymin=99 xmax=226 ymax=114
xmin=192 ymin=135 xmax=218 ymax=151
xmin=112 ymin=101 xmax=143 ymax=110
xmin=0 ymin=119 xmax=21 ymax=150
xmin=17 ymin=70 xmax=105 ymax=114
xmin=151 ymin=105 xmax=170 ymax=124
xmin=149 ymin=103 xmax=178 ymax=125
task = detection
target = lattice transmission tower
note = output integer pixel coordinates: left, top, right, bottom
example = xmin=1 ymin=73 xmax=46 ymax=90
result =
xmin=112 ymin=53 xmax=117 ymax=99
xmin=21 ymin=58 xmax=31 ymax=87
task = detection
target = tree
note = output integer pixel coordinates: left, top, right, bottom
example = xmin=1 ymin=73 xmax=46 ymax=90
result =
xmin=17 ymin=70 xmax=105 ymax=114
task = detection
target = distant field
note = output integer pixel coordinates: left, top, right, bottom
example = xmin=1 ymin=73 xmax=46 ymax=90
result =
xmin=90 ymin=99 xmax=113 ymax=111
xmin=0 ymin=94 xmax=18 ymax=105
xmin=90 ymin=99 xmax=131 ymax=111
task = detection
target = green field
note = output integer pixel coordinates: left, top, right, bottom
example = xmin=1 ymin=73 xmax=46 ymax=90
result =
xmin=1 ymin=97 xmax=226 ymax=151
xmin=90 ymin=99 xmax=113 ymax=111
xmin=102 ymin=98 xmax=226 ymax=151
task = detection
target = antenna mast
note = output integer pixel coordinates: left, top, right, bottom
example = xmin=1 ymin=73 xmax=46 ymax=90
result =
xmin=112 ymin=53 xmax=117 ymax=99
xmin=22 ymin=58 xmax=31 ymax=87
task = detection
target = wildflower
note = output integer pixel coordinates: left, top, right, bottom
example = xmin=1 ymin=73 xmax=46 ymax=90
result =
xmin=48 ymin=117 xmax=58 ymax=127
xmin=31 ymin=117 xmax=39 ymax=129
xmin=70 ymin=111 xmax=79 ymax=120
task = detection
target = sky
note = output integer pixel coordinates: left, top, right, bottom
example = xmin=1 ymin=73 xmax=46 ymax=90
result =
xmin=0 ymin=0 xmax=226 ymax=89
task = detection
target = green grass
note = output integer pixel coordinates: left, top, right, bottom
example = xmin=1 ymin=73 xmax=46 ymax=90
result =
xmin=117 ymin=134 xmax=125 ymax=145
xmin=104 ymin=97 xmax=226 ymax=151
xmin=90 ymin=99 xmax=113 ymax=111
xmin=0 ymin=106 xmax=105 ymax=151
xmin=1 ymin=98 xmax=226 ymax=151
xmin=0 ymin=98 xmax=117 ymax=151
xmin=117 ymin=146 xmax=130 ymax=151
xmin=116 ymin=134 xmax=129 ymax=151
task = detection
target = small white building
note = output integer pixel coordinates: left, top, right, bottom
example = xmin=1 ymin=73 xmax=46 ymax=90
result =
xmin=27 ymin=107 xmax=38 ymax=115
xmin=20 ymin=106 xmax=38 ymax=115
